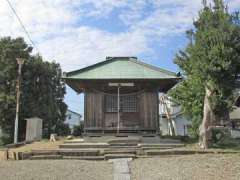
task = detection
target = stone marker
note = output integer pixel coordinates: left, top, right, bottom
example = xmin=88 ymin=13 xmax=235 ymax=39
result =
xmin=50 ymin=134 xmax=58 ymax=142
xmin=25 ymin=117 xmax=43 ymax=142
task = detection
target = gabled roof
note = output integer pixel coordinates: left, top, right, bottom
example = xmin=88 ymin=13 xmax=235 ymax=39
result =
xmin=63 ymin=57 xmax=179 ymax=80
xmin=67 ymin=109 xmax=82 ymax=117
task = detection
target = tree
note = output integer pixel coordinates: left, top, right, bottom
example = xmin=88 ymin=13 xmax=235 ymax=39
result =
xmin=0 ymin=37 xmax=68 ymax=143
xmin=170 ymin=77 xmax=205 ymax=138
xmin=170 ymin=0 xmax=240 ymax=148
xmin=21 ymin=55 xmax=68 ymax=137
xmin=0 ymin=37 xmax=32 ymax=143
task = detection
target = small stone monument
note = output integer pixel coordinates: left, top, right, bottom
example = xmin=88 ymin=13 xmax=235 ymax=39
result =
xmin=50 ymin=134 xmax=58 ymax=142
xmin=25 ymin=117 xmax=43 ymax=142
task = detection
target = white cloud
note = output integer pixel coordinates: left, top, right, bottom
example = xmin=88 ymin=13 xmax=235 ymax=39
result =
xmin=227 ymin=0 xmax=240 ymax=9
xmin=76 ymin=0 xmax=129 ymax=18
xmin=39 ymin=26 xmax=149 ymax=71
xmin=0 ymin=0 xmax=239 ymax=71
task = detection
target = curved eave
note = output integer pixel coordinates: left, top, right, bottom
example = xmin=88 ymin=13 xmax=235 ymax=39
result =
xmin=63 ymin=77 xmax=181 ymax=94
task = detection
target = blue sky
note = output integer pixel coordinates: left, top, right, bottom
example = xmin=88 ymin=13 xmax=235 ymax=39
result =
xmin=0 ymin=0 xmax=239 ymax=115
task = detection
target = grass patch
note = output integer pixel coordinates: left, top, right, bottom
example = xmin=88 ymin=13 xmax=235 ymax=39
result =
xmin=211 ymin=138 xmax=240 ymax=150
xmin=183 ymin=137 xmax=240 ymax=151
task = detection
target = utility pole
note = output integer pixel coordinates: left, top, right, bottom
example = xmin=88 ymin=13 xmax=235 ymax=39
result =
xmin=14 ymin=58 xmax=24 ymax=144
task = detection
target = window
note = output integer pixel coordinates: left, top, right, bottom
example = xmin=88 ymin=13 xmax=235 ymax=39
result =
xmin=105 ymin=94 xmax=137 ymax=112
xmin=105 ymin=95 xmax=118 ymax=112
xmin=121 ymin=95 xmax=137 ymax=112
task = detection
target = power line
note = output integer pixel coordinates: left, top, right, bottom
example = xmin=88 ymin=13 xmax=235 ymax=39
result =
xmin=5 ymin=0 xmax=40 ymax=53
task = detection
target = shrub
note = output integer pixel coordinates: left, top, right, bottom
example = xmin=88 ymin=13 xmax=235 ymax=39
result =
xmin=55 ymin=123 xmax=71 ymax=136
xmin=73 ymin=122 xmax=84 ymax=136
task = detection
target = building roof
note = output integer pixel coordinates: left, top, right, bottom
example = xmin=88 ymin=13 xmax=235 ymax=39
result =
xmin=67 ymin=109 xmax=82 ymax=117
xmin=63 ymin=57 xmax=179 ymax=80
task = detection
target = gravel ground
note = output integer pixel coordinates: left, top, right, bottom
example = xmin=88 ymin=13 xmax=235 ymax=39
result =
xmin=131 ymin=154 xmax=240 ymax=180
xmin=0 ymin=160 xmax=113 ymax=180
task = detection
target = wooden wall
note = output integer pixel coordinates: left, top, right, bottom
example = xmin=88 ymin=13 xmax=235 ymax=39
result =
xmin=138 ymin=92 xmax=159 ymax=130
xmin=84 ymin=92 xmax=104 ymax=129
xmin=84 ymin=90 xmax=159 ymax=131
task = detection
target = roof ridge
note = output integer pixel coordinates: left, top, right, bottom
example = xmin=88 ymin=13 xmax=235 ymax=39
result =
xmin=63 ymin=57 xmax=180 ymax=79
xmin=67 ymin=109 xmax=82 ymax=116
xmin=129 ymin=58 xmax=177 ymax=77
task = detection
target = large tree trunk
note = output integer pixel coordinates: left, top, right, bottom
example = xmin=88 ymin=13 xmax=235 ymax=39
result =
xmin=199 ymin=87 xmax=213 ymax=149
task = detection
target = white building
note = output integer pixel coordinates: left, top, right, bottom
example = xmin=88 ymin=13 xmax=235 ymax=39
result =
xmin=65 ymin=110 xmax=82 ymax=131
xmin=159 ymin=95 xmax=191 ymax=136
xmin=159 ymin=92 xmax=240 ymax=137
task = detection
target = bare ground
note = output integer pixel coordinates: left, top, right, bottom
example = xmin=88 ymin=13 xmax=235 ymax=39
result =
xmin=0 ymin=160 xmax=113 ymax=180
xmin=6 ymin=139 xmax=65 ymax=159
xmin=131 ymin=154 xmax=240 ymax=180
xmin=10 ymin=139 xmax=64 ymax=152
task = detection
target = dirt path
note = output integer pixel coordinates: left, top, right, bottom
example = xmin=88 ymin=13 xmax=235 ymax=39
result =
xmin=0 ymin=160 xmax=113 ymax=180
xmin=131 ymin=154 xmax=240 ymax=180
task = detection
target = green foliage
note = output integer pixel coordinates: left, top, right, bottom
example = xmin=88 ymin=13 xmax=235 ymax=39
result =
xmin=0 ymin=134 xmax=12 ymax=146
xmin=55 ymin=123 xmax=71 ymax=136
xmin=170 ymin=0 xmax=240 ymax=137
xmin=21 ymin=55 xmax=67 ymax=138
xmin=211 ymin=128 xmax=229 ymax=144
xmin=0 ymin=37 xmax=67 ymax=143
xmin=211 ymin=128 xmax=240 ymax=149
xmin=0 ymin=37 xmax=32 ymax=141
xmin=169 ymin=79 xmax=204 ymax=137
xmin=73 ymin=122 xmax=84 ymax=136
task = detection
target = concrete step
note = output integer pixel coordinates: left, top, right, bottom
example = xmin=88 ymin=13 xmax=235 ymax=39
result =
xmin=104 ymin=149 xmax=137 ymax=155
xmin=59 ymin=143 xmax=109 ymax=149
xmin=30 ymin=155 xmax=63 ymax=160
xmin=31 ymin=150 xmax=58 ymax=156
xmin=145 ymin=150 xmax=195 ymax=156
xmin=159 ymin=139 xmax=183 ymax=143
xmin=104 ymin=153 xmax=136 ymax=160
xmin=64 ymin=139 xmax=84 ymax=144
xmin=30 ymin=149 xmax=100 ymax=156
xmin=58 ymin=149 xmax=100 ymax=156
xmin=108 ymin=138 xmax=140 ymax=145
xmin=141 ymin=146 xmax=174 ymax=150
xmin=139 ymin=143 xmax=184 ymax=148
xmin=63 ymin=156 xmax=105 ymax=160
xmin=108 ymin=145 xmax=140 ymax=149
xmin=110 ymin=143 xmax=139 ymax=147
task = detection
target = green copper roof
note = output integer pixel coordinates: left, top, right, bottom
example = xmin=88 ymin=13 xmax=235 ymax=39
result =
xmin=64 ymin=57 xmax=179 ymax=80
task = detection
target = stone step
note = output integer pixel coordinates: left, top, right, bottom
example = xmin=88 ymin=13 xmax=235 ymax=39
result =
xmin=145 ymin=150 xmax=195 ymax=156
xmin=31 ymin=150 xmax=58 ymax=156
xmin=159 ymin=139 xmax=182 ymax=143
xmin=104 ymin=153 xmax=136 ymax=160
xmin=63 ymin=156 xmax=105 ymax=160
xmin=141 ymin=146 xmax=174 ymax=151
xmin=142 ymin=134 xmax=156 ymax=137
xmin=64 ymin=139 xmax=84 ymax=144
xmin=30 ymin=149 xmax=100 ymax=156
xmin=59 ymin=143 xmax=109 ymax=149
xmin=58 ymin=149 xmax=100 ymax=156
xmin=108 ymin=138 xmax=140 ymax=144
xmin=104 ymin=149 xmax=137 ymax=155
xmin=108 ymin=145 xmax=140 ymax=149
xmin=30 ymin=155 xmax=63 ymax=160
xmin=110 ymin=143 xmax=139 ymax=147
xmin=139 ymin=143 xmax=184 ymax=148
